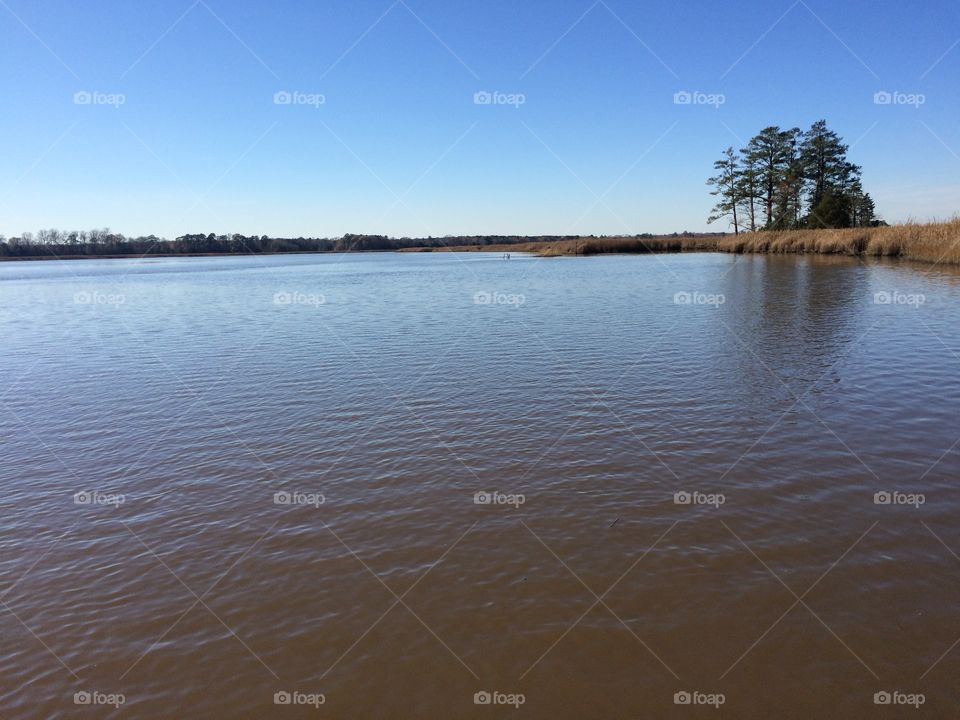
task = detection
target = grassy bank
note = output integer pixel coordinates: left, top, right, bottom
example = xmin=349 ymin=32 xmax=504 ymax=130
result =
xmin=433 ymin=220 xmax=960 ymax=266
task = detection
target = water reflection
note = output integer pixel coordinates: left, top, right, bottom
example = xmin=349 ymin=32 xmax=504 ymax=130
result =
xmin=0 ymin=252 xmax=959 ymax=719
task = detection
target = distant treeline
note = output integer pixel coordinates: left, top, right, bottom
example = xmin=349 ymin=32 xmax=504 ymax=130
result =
xmin=0 ymin=230 xmax=713 ymax=259
xmin=707 ymin=119 xmax=884 ymax=234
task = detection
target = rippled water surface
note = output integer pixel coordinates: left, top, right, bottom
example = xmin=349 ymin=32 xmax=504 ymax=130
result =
xmin=2 ymin=251 xmax=960 ymax=718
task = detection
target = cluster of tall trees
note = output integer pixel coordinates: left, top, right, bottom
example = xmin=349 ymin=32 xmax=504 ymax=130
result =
xmin=707 ymin=120 xmax=881 ymax=234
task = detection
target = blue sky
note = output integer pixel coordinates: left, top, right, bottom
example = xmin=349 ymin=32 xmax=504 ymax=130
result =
xmin=1 ymin=0 xmax=958 ymax=238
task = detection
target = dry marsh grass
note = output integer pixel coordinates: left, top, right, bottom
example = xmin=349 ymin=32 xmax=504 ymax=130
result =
xmin=450 ymin=220 xmax=960 ymax=266
xmin=714 ymin=220 xmax=960 ymax=265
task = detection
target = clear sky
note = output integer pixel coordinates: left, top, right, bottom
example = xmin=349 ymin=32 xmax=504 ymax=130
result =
xmin=1 ymin=0 xmax=957 ymax=238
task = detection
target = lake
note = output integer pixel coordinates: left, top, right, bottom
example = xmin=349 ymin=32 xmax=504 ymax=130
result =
xmin=1 ymin=251 xmax=959 ymax=718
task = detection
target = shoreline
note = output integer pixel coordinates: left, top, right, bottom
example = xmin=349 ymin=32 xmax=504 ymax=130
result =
xmin=2 ymin=222 xmax=957 ymax=266
xmin=417 ymin=221 xmax=960 ymax=267
xmin=0 ymin=249 xmax=336 ymax=262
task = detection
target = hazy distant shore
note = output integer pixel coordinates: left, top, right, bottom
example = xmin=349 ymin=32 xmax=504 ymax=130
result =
xmin=0 ymin=250 xmax=332 ymax=262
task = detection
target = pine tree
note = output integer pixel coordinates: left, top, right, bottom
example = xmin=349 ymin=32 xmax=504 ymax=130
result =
xmin=800 ymin=120 xmax=861 ymax=218
xmin=808 ymin=189 xmax=852 ymax=228
xmin=745 ymin=126 xmax=797 ymax=228
xmin=737 ymin=148 xmax=759 ymax=232
xmin=848 ymin=184 xmax=877 ymax=227
xmin=771 ymin=128 xmax=803 ymax=228
xmin=707 ymin=147 xmax=741 ymax=234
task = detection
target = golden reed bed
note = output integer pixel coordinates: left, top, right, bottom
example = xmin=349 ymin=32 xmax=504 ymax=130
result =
xmin=447 ymin=220 xmax=960 ymax=266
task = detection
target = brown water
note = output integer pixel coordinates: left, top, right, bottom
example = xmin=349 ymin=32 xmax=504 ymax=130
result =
xmin=2 ymin=251 xmax=959 ymax=718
